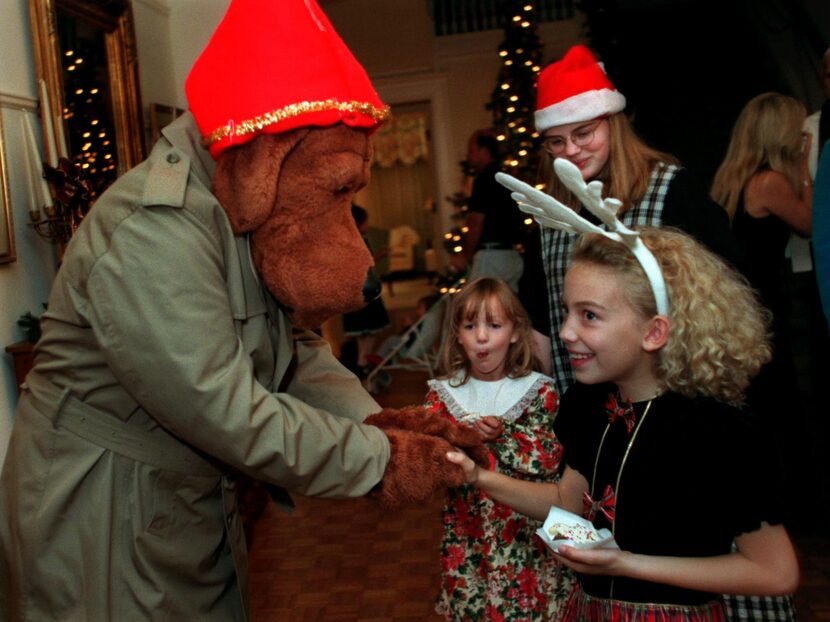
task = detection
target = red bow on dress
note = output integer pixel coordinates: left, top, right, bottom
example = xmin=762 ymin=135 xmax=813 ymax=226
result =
xmin=605 ymin=392 xmax=636 ymax=434
xmin=583 ymin=484 xmax=616 ymax=522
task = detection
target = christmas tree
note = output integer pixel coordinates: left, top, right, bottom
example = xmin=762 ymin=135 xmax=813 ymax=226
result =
xmin=438 ymin=1 xmax=546 ymax=290
xmin=488 ymin=0 xmax=545 ymax=184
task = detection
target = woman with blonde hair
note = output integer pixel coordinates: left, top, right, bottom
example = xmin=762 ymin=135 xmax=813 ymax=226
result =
xmin=532 ymin=45 xmax=741 ymax=393
xmin=710 ymin=92 xmax=811 ymax=376
xmin=711 ymin=92 xmax=812 ymax=622
xmin=711 ymin=92 xmax=812 ymax=233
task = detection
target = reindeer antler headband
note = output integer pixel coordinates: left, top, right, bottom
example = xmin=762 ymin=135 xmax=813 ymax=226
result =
xmin=496 ymin=158 xmax=669 ymax=315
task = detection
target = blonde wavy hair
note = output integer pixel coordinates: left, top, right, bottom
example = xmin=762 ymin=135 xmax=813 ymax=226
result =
xmin=541 ymin=112 xmax=679 ymax=213
xmin=710 ymin=92 xmax=806 ymax=219
xmin=570 ymin=228 xmax=771 ymax=405
xmin=439 ymin=277 xmax=536 ymax=386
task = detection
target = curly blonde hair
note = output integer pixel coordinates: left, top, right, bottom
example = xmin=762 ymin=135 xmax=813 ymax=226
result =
xmin=540 ymin=112 xmax=679 ymax=213
xmin=710 ymin=92 xmax=806 ymax=219
xmin=570 ymin=228 xmax=771 ymax=405
xmin=439 ymin=277 xmax=536 ymax=385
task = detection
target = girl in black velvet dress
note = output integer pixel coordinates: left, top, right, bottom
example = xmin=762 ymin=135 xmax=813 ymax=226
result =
xmin=447 ymin=228 xmax=799 ymax=621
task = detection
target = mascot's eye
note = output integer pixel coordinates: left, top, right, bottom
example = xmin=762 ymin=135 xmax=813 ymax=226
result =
xmin=334 ymin=183 xmax=359 ymax=198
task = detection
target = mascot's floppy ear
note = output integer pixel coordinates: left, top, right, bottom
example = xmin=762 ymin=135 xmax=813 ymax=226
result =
xmin=212 ymin=129 xmax=309 ymax=234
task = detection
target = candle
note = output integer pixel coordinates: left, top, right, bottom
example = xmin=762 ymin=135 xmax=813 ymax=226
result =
xmin=19 ymin=115 xmax=40 ymax=219
xmin=39 ymin=79 xmax=58 ymax=166
xmin=55 ymin=112 xmax=69 ymax=160
xmin=22 ymin=111 xmax=54 ymax=208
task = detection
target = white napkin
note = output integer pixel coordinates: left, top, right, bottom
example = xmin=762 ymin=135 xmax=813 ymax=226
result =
xmin=536 ymin=506 xmax=618 ymax=554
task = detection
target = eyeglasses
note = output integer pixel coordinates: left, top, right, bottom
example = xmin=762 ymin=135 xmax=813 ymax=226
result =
xmin=542 ymin=119 xmax=605 ymax=156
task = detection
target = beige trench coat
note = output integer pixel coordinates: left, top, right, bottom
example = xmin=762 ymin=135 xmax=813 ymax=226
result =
xmin=0 ymin=114 xmax=390 ymax=621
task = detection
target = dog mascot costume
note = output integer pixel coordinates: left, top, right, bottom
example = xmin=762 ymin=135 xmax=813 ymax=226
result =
xmin=0 ymin=1 xmax=488 ymax=619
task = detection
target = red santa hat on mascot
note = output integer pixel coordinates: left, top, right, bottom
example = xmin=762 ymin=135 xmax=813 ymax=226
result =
xmin=534 ymin=45 xmax=626 ymax=132
xmin=185 ymin=0 xmax=390 ymax=159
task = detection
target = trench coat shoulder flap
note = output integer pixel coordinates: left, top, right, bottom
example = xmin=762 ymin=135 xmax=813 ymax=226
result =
xmin=141 ymin=146 xmax=190 ymax=211
xmin=138 ymin=136 xmax=266 ymax=325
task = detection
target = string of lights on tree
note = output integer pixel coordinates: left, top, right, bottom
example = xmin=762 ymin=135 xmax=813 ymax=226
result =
xmin=438 ymin=191 xmax=469 ymax=294
xmin=438 ymin=0 xmax=544 ymax=293
xmin=489 ymin=0 xmax=544 ymax=183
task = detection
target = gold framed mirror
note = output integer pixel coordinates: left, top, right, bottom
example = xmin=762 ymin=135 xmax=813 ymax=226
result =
xmin=29 ymin=0 xmax=145 ymax=197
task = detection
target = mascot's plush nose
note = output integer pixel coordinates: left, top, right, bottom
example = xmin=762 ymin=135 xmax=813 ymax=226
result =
xmin=363 ymin=267 xmax=382 ymax=303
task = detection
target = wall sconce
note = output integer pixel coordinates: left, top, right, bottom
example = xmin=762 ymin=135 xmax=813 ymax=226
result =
xmin=30 ymin=158 xmax=94 ymax=246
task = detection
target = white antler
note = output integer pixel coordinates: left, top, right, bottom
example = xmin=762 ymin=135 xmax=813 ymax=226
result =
xmin=495 ymin=172 xmax=605 ymax=235
xmin=495 ymin=158 xmax=669 ymax=315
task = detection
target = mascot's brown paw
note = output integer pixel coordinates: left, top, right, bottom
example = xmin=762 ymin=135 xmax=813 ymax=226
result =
xmin=372 ymin=428 xmax=467 ymax=511
xmin=365 ymin=406 xmax=490 ymax=468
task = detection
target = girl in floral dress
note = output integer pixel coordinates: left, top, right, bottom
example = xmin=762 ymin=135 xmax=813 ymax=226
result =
xmin=425 ymin=277 xmax=574 ymax=621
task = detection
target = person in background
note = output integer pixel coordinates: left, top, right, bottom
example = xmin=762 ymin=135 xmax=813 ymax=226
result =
xmin=816 ymin=141 xmax=830 ymax=327
xmin=533 ymin=44 xmax=740 ymax=393
xmin=804 ymin=45 xmax=830 ymax=180
xmin=800 ymin=47 xmax=830 ymax=538
xmin=342 ymin=204 xmax=391 ymax=377
xmin=447 ymin=229 xmax=799 ymax=621
xmin=711 ymin=100 xmax=813 ymax=616
xmin=518 ymin=222 xmax=554 ymax=376
xmin=369 ymin=293 xmax=442 ymax=364
xmin=426 ymin=277 xmax=572 ymax=621
xmin=711 ymin=92 xmax=812 ymax=302
xmin=453 ymin=129 xmax=525 ymax=293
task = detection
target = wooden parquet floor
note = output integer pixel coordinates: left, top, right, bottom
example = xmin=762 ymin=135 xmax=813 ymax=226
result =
xmin=247 ymin=369 xmax=444 ymax=622
xmin=247 ymin=369 xmax=830 ymax=621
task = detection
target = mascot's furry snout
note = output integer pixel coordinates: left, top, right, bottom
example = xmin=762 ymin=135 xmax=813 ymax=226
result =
xmin=363 ymin=267 xmax=382 ymax=303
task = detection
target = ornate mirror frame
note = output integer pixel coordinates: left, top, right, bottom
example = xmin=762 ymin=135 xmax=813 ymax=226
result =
xmin=29 ymin=0 xmax=145 ymax=180
xmin=0 ymin=117 xmax=14 ymax=263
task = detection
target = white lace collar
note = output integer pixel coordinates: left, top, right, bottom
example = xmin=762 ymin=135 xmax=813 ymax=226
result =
xmin=428 ymin=371 xmax=551 ymax=423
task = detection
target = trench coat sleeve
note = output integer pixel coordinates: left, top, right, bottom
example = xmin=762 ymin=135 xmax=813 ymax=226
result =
xmin=285 ymin=328 xmax=382 ymax=422
xmin=84 ymin=203 xmax=389 ymax=498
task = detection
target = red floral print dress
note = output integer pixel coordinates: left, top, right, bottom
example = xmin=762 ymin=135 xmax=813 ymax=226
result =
xmin=425 ymin=372 xmax=574 ymax=622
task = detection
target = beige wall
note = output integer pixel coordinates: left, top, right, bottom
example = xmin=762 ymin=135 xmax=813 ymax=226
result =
xmin=133 ymin=0 xmax=178 ymax=121
xmin=0 ymin=0 xmax=60 ymax=465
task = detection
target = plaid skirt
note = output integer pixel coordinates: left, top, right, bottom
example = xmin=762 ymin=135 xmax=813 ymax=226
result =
xmin=564 ymin=587 xmax=727 ymax=622
xmin=721 ymin=594 xmax=797 ymax=621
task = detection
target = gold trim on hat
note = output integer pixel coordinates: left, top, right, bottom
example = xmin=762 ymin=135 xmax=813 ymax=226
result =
xmin=202 ymin=99 xmax=391 ymax=147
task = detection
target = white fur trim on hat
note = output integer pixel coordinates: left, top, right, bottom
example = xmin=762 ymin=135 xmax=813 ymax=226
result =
xmin=535 ymin=89 xmax=626 ymax=132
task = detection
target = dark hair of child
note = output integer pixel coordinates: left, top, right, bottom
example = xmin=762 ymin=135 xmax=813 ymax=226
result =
xmin=439 ymin=277 xmax=537 ymax=386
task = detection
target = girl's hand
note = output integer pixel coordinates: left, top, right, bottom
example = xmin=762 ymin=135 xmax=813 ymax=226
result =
xmin=475 ymin=415 xmax=504 ymax=441
xmin=446 ymin=449 xmax=480 ymax=484
xmin=554 ymin=545 xmax=630 ymax=576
